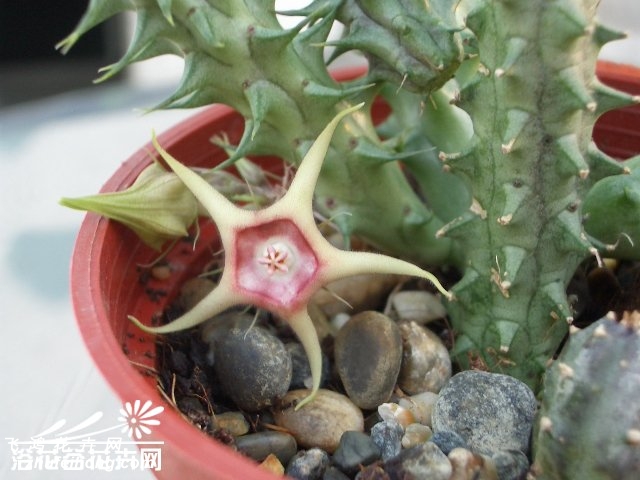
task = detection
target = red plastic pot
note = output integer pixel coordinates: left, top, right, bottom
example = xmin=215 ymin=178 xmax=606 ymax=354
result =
xmin=70 ymin=103 xmax=263 ymax=480
xmin=595 ymin=61 xmax=640 ymax=158
xmin=70 ymin=63 xmax=640 ymax=479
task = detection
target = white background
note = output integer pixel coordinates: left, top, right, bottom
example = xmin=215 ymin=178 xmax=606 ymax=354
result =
xmin=0 ymin=1 xmax=638 ymax=478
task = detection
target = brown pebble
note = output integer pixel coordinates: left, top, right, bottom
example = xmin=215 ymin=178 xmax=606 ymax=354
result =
xmin=391 ymin=290 xmax=447 ymax=324
xmin=151 ymin=264 xmax=172 ymax=280
xmin=448 ymin=448 xmax=498 ymax=480
xmin=335 ymin=311 xmax=403 ymax=409
xmin=378 ymin=403 xmax=415 ymax=429
xmin=259 ymin=453 xmax=285 ymax=475
xmin=397 ymin=321 xmax=451 ymax=394
xmin=211 ymin=411 xmax=249 ymax=436
xmin=356 ymin=463 xmax=390 ymax=479
xmin=234 ymin=431 xmax=298 ymax=464
xmin=401 ymin=423 xmax=433 ymax=448
xmin=398 ymin=391 xmax=439 ymax=427
xmin=273 ymin=389 xmax=364 ymax=453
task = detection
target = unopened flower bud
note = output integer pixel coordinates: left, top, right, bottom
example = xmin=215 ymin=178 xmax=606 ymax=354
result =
xmin=61 ymin=162 xmax=199 ymax=250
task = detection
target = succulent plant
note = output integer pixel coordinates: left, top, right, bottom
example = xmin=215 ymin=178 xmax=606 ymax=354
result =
xmin=426 ymin=0 xmax=639 ymax=390
xmin=532 ymin=316 xmax=640 ymax=479
xmin=61 ymin=0 xmax=640 ymax=399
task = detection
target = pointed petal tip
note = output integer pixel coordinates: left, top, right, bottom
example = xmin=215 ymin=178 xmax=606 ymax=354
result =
xmin=285 ymin=310 xmax=323 ymax=410
xmin=128 ymin=315 xmax=155 ymax=333
xmin=128 ymin=314 xmax=199 ymax=335
xmin=294 ymin=389 xmax=318 ymax=411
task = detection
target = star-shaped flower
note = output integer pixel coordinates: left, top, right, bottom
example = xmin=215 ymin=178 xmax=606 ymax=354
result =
xmin=130 ymin=104 xmax=452 ymax=409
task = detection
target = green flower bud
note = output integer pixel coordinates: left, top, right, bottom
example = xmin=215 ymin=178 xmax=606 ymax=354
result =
xmin=61 ymin=162 xmax=199 ymax=250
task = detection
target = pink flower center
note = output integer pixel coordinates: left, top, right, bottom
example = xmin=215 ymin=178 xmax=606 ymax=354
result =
xmin=258 ymin=244 xmax=290 ymax=274
xmin=234 ymin=219 xmax=319 ymax=311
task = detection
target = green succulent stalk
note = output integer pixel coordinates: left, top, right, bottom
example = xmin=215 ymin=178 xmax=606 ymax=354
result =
xmin=532 ymin=316 xmax=640 ymax=479
xmin=433 ymin=0 xmax=638 ymax=389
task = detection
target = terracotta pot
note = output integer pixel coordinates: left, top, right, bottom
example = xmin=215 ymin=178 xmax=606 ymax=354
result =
xmin=70 ymin=63 xmax=640 ymax=479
